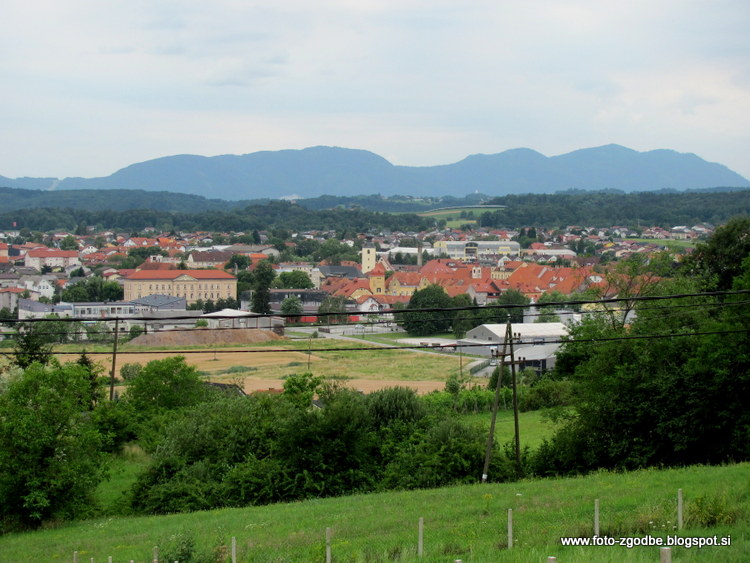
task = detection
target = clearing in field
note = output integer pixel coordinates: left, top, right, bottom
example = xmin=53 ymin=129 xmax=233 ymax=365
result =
xmin=56 ymin=328 xmax=471 ymax=395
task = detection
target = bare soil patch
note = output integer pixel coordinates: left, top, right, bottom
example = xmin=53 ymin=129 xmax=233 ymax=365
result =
xmin=127 ymin=328 xmax=282 ymax=347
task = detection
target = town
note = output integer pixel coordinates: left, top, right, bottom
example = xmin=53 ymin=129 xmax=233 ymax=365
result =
xmin=0 ymin=221 xmax=709 ymax=332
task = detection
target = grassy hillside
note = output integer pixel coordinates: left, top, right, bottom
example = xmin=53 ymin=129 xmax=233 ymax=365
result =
xmin=1 ymin=463 xmax=747 ymax=562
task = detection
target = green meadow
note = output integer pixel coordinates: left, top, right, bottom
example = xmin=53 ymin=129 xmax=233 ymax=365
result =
xmin=0 ymin=463 xmax=747 ymax=562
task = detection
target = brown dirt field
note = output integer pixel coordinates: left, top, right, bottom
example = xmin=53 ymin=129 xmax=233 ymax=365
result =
xmin=56 ymin=349 xmax=308 ymax=379
xmin=127 ymin=328 xmax=282 ymax=347
xmin=57 ymin=328 xmax=447 ymax=395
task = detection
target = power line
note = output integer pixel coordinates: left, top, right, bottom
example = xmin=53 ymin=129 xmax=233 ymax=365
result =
xmin=2 ymin=294 xmax=748 ymax=341
xmin=3 ymin=327 xmax=748 ymax=358
xmin=5 ymin=288 xmax=750 ymax=325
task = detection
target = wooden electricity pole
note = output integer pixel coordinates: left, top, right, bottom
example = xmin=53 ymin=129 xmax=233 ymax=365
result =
xmin=481 ymin=317 xmax=512 ymax=483
xmin=109 ymin=318 xmax=120 ymax=401
xmin=508 ymin=328 xmax=522 ymax=475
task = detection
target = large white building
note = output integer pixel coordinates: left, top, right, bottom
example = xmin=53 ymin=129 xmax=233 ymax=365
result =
xmin=433 ymin=240 xmax=520 ymax=261
xmin=458 ymin=322 xmax=569 ymax=373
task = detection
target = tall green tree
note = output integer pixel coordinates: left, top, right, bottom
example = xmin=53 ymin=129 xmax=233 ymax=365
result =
xmin=538 ymin=273 xmax=750 ymax=476
xmin=59 ymin=235 xmax=79 ymax=251
xmin=251 ymin=261 xmax=276 ymax=315
xmin=317 ymin=295 xmax=349 ymax=324
xmin=280 ymin=295 xmax=303 ymax=321
xmin=402 ymin=284 xmax=453 ymax=336
xmin=481 ymin=289 xmax=529 ymax=325
xmin=273 ymin=271 xmax=314 ymax=289
xmin=124 ymin=356 xmax=211 ymax=417
xmin=61 ymin=276 xmax=123 ymax=303
xmin=12 ymin=321 xmax=54 ymax=369
xmin=226 ymin=254 xmax=250 ymax=272
xmin=683 ymin=216 xmax=750 ymax=291
xmin=0 ymin=362 xmax=107 ymax=528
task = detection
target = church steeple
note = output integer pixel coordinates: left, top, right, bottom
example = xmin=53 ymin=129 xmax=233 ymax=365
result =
xmin=361 ymin=241 xmax=377 ymax=273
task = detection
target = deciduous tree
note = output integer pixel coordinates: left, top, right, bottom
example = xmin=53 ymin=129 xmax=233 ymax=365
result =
xmin=0 ymin=362 xmax=107 ymax=528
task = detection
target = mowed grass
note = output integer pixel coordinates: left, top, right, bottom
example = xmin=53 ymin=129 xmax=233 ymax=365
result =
xmin=463 ymin=409 xmax=556 ymax=449
xmin=2 ymin=463 xmax=748 ymax=562
xmin=624 ymin=237 xmax=697 ymax=250
xmin=93 ymin=445 xmax=151 ymax=516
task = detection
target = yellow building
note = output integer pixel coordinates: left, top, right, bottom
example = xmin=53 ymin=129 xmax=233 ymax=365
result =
xmin=123 ymin=270 xmax=237 ymax=304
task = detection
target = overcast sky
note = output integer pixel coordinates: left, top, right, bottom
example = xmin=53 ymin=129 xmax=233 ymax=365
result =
xmin=2 ymin=0 xmax=749 ymax=181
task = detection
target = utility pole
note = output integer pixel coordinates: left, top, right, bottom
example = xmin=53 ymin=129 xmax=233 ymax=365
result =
xmin=109 ymin=317 xmax=120 ymax=401
xmin=481 ymin=317 xmax=512 ymax=483
xmin=509 ymin=329 xmax=522 ymax=475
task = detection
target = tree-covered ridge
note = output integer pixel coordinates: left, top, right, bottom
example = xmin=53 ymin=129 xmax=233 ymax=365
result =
xmin=0 ymin=187 xmax=255 ymax=213
xmin=479 ymin=189 xmax=750 ymax=228
xmin=0 ymin=189 xmax=749 ymax=232
xmin=0 ymin=200 xmax=432 ymax=233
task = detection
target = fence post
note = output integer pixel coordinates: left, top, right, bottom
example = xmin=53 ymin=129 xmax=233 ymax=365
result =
xmin=231 ymin=536 xmax=237 ymax=563
xmin=153 ymin=545 xmax=159 ymax=563
xmin=418 ymin=517 xmax=424 ymax=557
xmin=677 ymin=489 xmax=683 ymax=530
xmin=547 ymin=558 xmax=557 ymax=562
xmin=660 ymin=547 xmax=672 ymax=563
xmin=73 ymin=551 xmax=78 ymax=563
xmin=325 ymin=527 xmax=332 ymax=563
xmin=594 ymin=498 xmax=600 ymax=536
xmin=507 ymin=508 xmax=513 ymax=549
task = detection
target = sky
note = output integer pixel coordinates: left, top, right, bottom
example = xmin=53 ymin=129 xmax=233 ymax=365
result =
xmin=2 ymin=0 xmax=749 ymax=181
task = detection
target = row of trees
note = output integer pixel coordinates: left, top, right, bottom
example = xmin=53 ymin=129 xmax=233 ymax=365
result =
xmin=3 ymin=189 xmax=749 ymax=233
xmin=531 ymin=217 xmax=750 ymax=474
xmin=0 ymin=350 xmax=526 ymax=529
xmin=0 ymin=200 xmax=433 ymax=234
xmin=399 ymin=285 xmax=530 ymax=337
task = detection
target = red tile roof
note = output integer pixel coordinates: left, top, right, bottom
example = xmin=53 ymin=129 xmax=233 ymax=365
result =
xmin=125 ymin=270 xmax=236 ymax=280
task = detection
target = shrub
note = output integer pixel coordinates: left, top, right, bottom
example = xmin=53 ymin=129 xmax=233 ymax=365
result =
xmin=518 ymin=379 xmax=573 ymax=412
xmin=119 ymin=363 xmax=142 ymax=381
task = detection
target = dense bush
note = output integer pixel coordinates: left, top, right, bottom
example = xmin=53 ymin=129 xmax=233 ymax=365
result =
xmin=127 ymin=383 xmax=516 ymax=515
xmin=0 ymin=362 xmax=108 ymax=529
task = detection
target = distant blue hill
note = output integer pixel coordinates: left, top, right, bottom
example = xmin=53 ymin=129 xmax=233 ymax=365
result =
xmin=2 ymin=144 xmax=747 ymax=199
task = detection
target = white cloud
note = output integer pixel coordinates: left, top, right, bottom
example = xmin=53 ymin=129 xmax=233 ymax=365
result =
xmin=1 ymin=0 xmax=748 ymax=179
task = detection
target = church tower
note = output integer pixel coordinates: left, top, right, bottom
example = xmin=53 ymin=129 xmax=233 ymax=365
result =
xmin=361 ymin=242 xmax=377 ymax=274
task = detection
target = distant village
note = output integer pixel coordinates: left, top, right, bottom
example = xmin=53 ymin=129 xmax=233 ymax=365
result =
xmin=0 ymin=222 xmax=712 ymax=336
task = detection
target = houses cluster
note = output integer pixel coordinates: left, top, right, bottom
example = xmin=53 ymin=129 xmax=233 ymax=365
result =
xmin=0 ymin=219 xmax=709 ymax=328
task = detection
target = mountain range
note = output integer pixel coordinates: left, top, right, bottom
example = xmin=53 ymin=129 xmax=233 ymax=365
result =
xmin=2 ymin=144 xmax=747 ymax=200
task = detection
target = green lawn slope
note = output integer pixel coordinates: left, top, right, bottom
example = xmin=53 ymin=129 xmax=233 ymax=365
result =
xmin=0 ymin=463 xmax=747 ymax=562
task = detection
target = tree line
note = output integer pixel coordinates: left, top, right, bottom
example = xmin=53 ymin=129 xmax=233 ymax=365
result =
xmin=1 ymin=189 xmax=748 ymax=233
xmin=479 ymin=189 xmax=750 ymax=228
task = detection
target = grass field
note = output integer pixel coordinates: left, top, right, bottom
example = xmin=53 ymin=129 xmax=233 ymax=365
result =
xmin=413 ymin=207 xmax=488 ymax=228
xmin=3 ymin=462 xmax=747 ymax=562
xmin=463 ymin=409 xmax=556 ymax=449
xmin=624 ymin=237 xmax=697 ymax=250
xmin=52 ymin=338 xmax=467 ymax=394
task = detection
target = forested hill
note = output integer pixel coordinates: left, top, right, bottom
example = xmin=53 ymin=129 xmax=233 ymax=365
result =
xmin=2 ymin=144 xmax=748 ymax=199
xmin=0 ymin=189 xmax=748 ymax=233
xmin=0 ymin=187 xmax=255 ymax=213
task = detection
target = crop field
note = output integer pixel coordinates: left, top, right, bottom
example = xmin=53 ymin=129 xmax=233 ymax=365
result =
xmin=2 ymin=462 xmax=747 ymax=562
xmin=55 ymin=336 xmax=472 ymax=395
xmin=624 ymin=237 xmax=698 ymax=250
xmin=414 ymin=206 xmax=503 ymax=228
